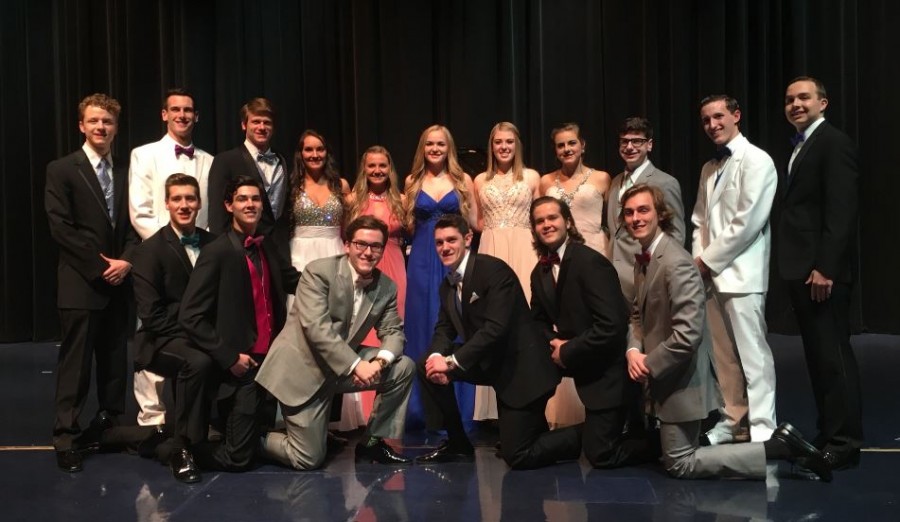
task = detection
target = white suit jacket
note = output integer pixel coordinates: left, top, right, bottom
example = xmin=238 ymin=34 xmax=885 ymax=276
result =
xmin=128 ymin=134 xmax=213 ymax=239
xmin=691 ymin=134 xmax=777 ymax=293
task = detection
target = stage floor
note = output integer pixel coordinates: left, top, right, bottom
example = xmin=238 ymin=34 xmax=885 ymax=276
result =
xmin=2 ymin=334 xmax=899 ymax=521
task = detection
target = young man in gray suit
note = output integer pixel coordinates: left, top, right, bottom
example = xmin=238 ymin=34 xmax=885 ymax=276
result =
xmin=607 ymin=117 xmax=685 ymax=302
xmin=621 ymin=183 xmax=830 ymax=481
xmin=256 ymin=215 xmax=414 ymax=470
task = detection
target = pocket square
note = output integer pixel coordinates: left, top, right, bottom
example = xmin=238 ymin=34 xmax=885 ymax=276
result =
xmin=469 ymin=292 xmax=480 ymax=303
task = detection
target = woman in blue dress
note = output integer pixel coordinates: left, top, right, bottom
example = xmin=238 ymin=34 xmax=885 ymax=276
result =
xmin=403 ymin=124 xmax=476 ymax=429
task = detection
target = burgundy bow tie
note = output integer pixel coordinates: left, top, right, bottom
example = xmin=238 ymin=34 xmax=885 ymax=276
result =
xmin=243 ymin=235 xmax=264 ymax=248
xmin=634 ymin=250 xmax=651 ymax=267
xmin=175 ymin=144 xmax=195 ymax=159
xmin=539 ymin=252 xmax=561 ymax=269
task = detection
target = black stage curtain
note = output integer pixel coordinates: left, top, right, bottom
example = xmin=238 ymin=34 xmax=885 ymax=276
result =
xmin=2 ymin=0 xmax=897 ymax=341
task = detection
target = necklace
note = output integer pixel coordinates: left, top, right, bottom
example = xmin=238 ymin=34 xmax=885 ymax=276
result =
xmin=368 ymin=192 xmax=387 ymax=202
xmin=554 ymin=167 xmax=592 ymax=206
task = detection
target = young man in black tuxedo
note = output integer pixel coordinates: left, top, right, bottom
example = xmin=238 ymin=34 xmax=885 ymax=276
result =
xmin=777 ymin=76 xmax=862 ymax=470
xmin=45 ymin=93 xmax=139 ymax=473
xmin=528 ymin=196 xmax=638 ymax=468
xmin=416 ymin=214 xmax=580 ymax=470
xmin=131 ymin=173 xmax=216 ymax=483
xmin=179 ymin=175 xmax=298 ymax=471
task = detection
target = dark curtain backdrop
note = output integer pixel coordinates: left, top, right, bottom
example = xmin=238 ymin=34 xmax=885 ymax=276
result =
xmin=2 ymin=0 xmax=897 ymax=341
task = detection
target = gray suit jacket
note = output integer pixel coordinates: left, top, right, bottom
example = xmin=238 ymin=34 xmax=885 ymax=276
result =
xmin=607 ymin=161 xmax=685 ymax=301
xmin=256 ymin=254 xmax=405 ymax=407
xmin=626 ymin=234 xmax=719 ymax=423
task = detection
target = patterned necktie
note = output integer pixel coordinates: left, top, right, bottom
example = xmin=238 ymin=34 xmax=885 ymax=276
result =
xmin=175 ymin=144 xmax=195 ymax=159
xmin=98 ymin=158 xmax=114 ymax=220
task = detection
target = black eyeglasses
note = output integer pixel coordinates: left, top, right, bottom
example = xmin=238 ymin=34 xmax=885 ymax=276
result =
xmin=618 ymin=138 xmax=650 ymax=147
xmin=349 ymin=240 xmax=385 ymax=253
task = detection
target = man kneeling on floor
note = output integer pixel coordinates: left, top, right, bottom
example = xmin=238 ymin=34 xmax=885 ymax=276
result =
xmin=256 ymin=215 xmax=414 ymax=469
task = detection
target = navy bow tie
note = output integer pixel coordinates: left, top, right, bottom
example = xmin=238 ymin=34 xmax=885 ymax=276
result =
xmin=180 ymin=233 xmax=200 ymax=248
xmin=713 ymin=146 xmax=732 ymax=162
xmin=257 ymin=151 xmax=278 ymax=165
xmin=175 ymin=144 xmax=195 ymax=159
xmin=790 ymin=132 xmax=805 ymax=147
xmin=446 ymin=271 xmax=463 ymax=286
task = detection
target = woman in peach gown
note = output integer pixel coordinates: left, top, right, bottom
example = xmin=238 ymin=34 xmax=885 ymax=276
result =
xmin=345 ymin=146 xmax=408 ymax=420
xmin=539 ymin=122 xmax=613 ymax=427
xmin=471 ymin=122 xmax=541 ymax=421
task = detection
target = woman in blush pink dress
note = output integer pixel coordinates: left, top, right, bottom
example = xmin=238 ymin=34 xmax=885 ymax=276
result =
xmin=539 ymin=122 xmax=613 ymax=428
xmin=471 ymin=122 xmax=541 ymax=421
xmin=345 ymin=146 xmax=408 ymax=420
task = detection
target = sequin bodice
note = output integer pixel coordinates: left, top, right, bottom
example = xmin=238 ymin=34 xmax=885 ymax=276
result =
xmin=479 ymin=174 xmax=531 ymax=229
xmin=292 ymin=191 xmax=343 ymax=227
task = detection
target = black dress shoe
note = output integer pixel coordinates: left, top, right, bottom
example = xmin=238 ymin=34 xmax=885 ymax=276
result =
xmin=56 ymin=449 xmax=83 ymax=473
xmin=138 ymin=425 xmax=172 ymax=459
xmin=76 ymin=411 xmax=119 ymax=453
xmin=327 ymin=431 xmax=349 ymax=455
xmin=823 ymin=448 xmax=861 ymax=471
xmin=415 ymin=441 xmax=475 ymax=464
xmin=771 ymin=423 xmax=832 ymax=482
xmin=170 ymin=449 xmax=202 ymax=484
xmin=355 ymin=440 xmax=412 ymax=465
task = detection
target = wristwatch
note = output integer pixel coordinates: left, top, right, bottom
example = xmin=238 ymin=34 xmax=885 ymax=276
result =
xmin=374 ymin=358 xmax=389 ymax=369
xmin=444 ymin=355 xmax=457 ymax=371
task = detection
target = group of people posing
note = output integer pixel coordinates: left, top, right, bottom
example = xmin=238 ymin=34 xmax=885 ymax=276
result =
xmin=45 ymin=75 xmax=860 ymax=488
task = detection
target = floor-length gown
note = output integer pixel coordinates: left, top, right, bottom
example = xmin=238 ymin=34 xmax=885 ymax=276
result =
xmin=404 ymin=190 xmax=475 ymax=429
xmin=358 ymin=194 xmax=407 ymax=420
xmin=544 ymin=174 xmax=610 ymax=427
xmin=473 ymin=175 xmax=536 ymax=421
xmin=288 ymin=191 xmax=366 ymax=431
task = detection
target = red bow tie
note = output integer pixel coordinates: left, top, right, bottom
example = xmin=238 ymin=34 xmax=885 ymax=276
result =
xmin=539 ymin=252 xmax=561 ymax=269
xmin=243 ymin=235 xmax=264 ymax=248
xmin=634 ymin=250 xmax=651 ymax=267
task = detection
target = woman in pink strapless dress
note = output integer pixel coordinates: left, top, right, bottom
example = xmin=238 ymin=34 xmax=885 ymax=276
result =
xmin=345 ymin=146 xmax=408 ymax=420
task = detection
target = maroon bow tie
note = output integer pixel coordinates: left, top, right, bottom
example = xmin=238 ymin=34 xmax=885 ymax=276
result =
xmin=175 ymin=144 xmax=195 ymax=159
xmin=243 ymin=235 xmax=265 ymax=248
xmin=634 ymin=250 xmax=651 ymax=267
xmin=539 ymin=252 xmax=561 ymax=269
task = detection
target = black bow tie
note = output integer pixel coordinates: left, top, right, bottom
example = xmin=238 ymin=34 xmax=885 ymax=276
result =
xmin=180 ymin=233 xmax=200 ymax=248
xmin=713 ymin=146 xmax=731 ymax=162
xmin=790 ymin=132 xmax=805 ymax=147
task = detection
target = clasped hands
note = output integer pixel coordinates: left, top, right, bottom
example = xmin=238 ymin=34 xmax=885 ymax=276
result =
xmin=425 ymin=355 xmax=451 ymax=385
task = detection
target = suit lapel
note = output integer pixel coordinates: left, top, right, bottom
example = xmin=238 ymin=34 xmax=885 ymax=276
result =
xmin=538 ymin=265 xmax=558 ymax=319
xmin=348 ymin=270 xmax=379 ymax=344
xmin=74 ymin=152 xmax=111 ymax=220
xmin=162 ymin=226 xmax=193 ymax=275
xmin=240 ymin=146 xmax=276 ymax=220
xmin=786 ymin=122 xmax=824 ymax=190
xmin=556 ymin=246 xmax=572 ymax=301
xmin=639 ymin=236 xmax=666 ymax=313
xmin=611 ymin=174 xmax=625 ymax=238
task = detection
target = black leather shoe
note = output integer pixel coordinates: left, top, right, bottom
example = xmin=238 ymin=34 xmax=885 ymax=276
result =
xmin=138 ymin=425 xmax=172 ymax=460
xmin=355 ymin=440 xmax=412 ymax=465
xmin=170 ymin=449 xmax=202 ymax=484
xmin=56 ymin=449 xmax=83 ymax=472
xmin=327 ymin=431 xmax=349 ymax=455
xmin=772 ymin=423 xmax=832 ymax=482
xmin=415 ymin=441 xmax=475 ymax=464
xmin=823 ymin=448 xmax=861 ymax=471
xmin=76 ymin=411 xmax=119 ymax=453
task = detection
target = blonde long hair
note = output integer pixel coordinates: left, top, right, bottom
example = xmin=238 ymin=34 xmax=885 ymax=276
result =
xmin=485 ymin=121 xmax=525 ymax=182
xmin=347 ymin=146 xmax=407 ymax=228
xmin=403 ymin=125 xmax=471 ymax=229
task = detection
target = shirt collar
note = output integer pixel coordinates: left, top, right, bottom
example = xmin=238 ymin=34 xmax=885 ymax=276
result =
xmin=556 ymin=240 xmax=569 ymax=261
xmin=82 ymin=143 xmax=112 ymax=169
xmin=454 ymin=250 xmax=471 ymax=280
xmin=347 ymin=258 xmax=374 ymax=288
xmin=801 ymin=117 xmax=826 ymax=140
xmin=645 ymin=231 xmax=665 ymax=256
xmin=162 ymin=133 xmax=194 ymax=150
xmin=244 ymin=139 xmax=272 ymax=158
xmin=627 ymin=158 xmax=651 ymax=180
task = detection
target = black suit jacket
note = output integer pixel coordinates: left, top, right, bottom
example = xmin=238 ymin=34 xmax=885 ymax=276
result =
xmin=44 ymin=148 xmax=139 ymax=309
xmin=776 ymin=120 xmax=858 ymax=283
xmin=178 ymin=229 xmax=299 ymax=371
xmin=208 ymin=145 xmax=291 ymax=234
xmin=530 ymin=242 xmax=628 ymax=410
xmin=132 ymin=225 xmax=215 ymax=369
xmin=430 ymin=253 xmax=560 ymax=409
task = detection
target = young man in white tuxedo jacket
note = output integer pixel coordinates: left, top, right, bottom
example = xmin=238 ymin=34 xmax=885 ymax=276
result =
xmin=128 ymin=88 xmax=214 ymax=432
xmin=692 ymin=95 xmax=778 ymax=444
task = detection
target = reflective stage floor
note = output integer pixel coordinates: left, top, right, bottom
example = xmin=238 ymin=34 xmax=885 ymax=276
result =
xmin=2 ymin=334 xmax=899 ymax=521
